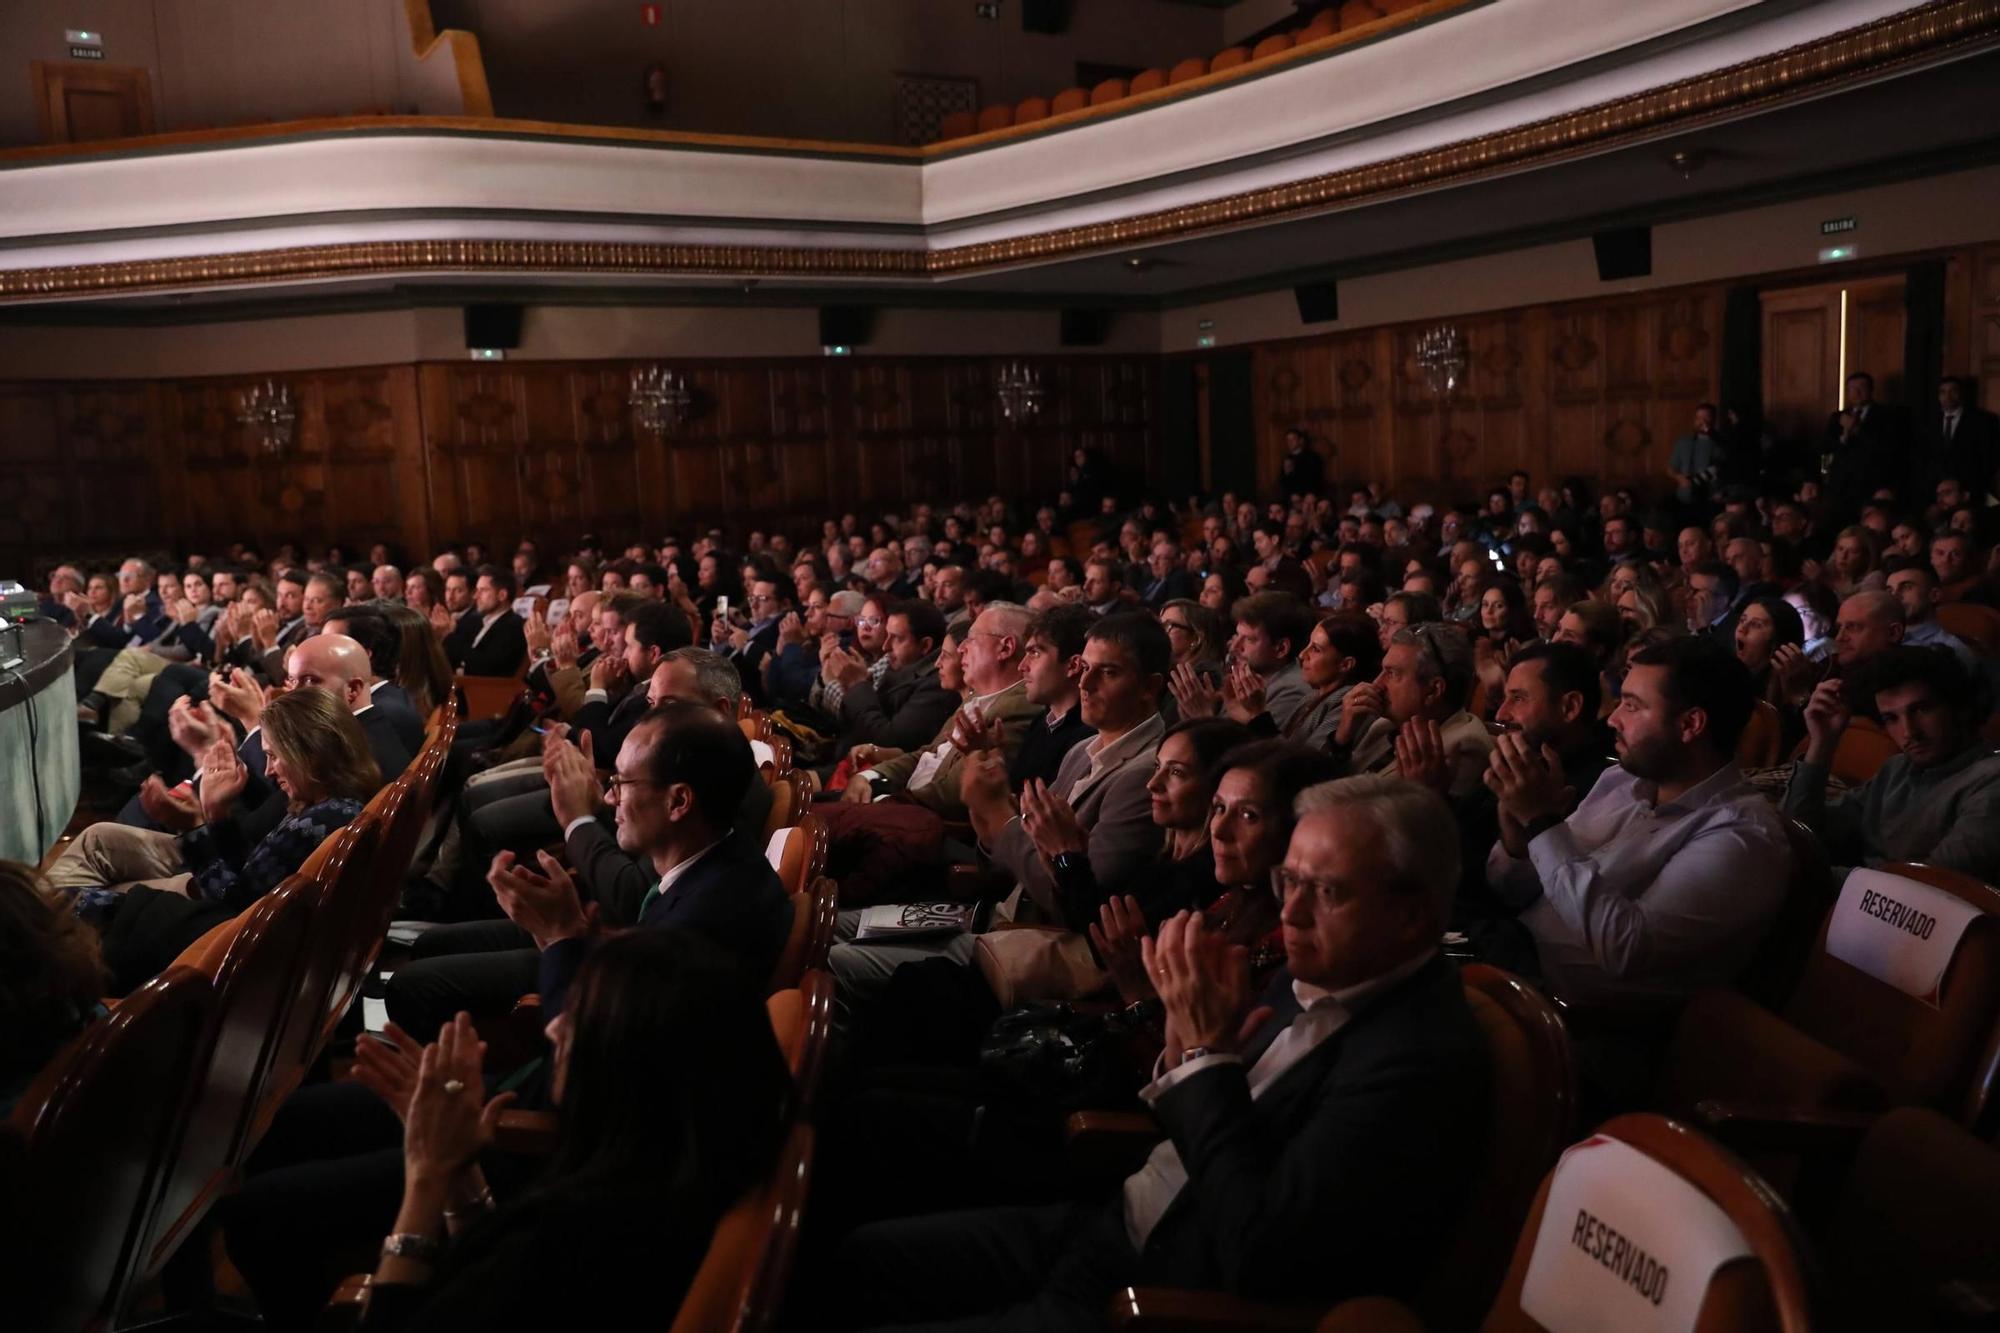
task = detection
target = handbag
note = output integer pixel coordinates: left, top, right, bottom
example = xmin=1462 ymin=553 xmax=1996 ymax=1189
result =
xmin=972 ymin=923 xmax=1108 ymax=1009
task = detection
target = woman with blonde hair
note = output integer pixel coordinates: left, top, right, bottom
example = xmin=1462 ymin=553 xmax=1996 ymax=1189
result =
xmin=63 ymin=688 xmax=380 ymax=991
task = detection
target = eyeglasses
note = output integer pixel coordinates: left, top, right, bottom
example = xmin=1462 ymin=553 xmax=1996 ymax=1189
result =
xmin=854 ymin=615 xmax=883 ymax=627
xmin=1160 ymin=619 xmax=1193 ymax=634
xmin=604 ymin=774 xmax=658 ymax=800
xmin=1274 ymin=866 xmax=1354 ymax=907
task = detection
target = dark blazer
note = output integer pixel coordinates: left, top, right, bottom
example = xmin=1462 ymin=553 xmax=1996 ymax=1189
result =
xmin=570 ymin=685 xmax=653 ymax=769
xmin=78 ymin=593 xmax=168 ymax=652
xmin=1823 ymin=402 xmax=1906 ymax=509
xmin=1008 ymin=706 xmax=1094 ymax=792
xmin=731 ymin=621 xmax=784 ymax=708
xmin=1140 ymin=569 xmax=1197 ymax=609
xmin=446 ymin=609 xmax=528 ymax=677
xmin=1932 ymin=406 xmax=2000 ymax=498
xmin=1278 ymin=447 xmax=1325 ymax=498
xmin=370 ymin=681 xmax=426 ymax=752
xmin=838 ymin=658 xmax=959 ymax=754
xmin=538 ymin=830 xmax=791 ymax=1014
xmin=1130 ymin=954 xmax=1487 ymax=1304
xmin=566 ymin=780 xmax=777 ymax=927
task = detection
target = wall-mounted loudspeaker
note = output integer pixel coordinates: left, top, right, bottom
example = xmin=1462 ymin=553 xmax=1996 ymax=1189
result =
xmin=1060 ymin=308 xmax=1111 ymax=346
xmin=818 ymin=305 xmax=876 ymax=348
xmin=1591 ymin=226 xmax=1652 ymax=281
xmin=1022 ymin=0 xmax=1069 ymax=34
xmin=1293 ymin=280 xmax=1339 ymax=324
xmin=463 ymin=304 xmax=523 ymax=349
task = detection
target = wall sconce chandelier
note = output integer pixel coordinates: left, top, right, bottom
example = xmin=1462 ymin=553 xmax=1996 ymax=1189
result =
xmin=995 ymin=360 xmax=1045 ymax=426
xmin=237 ymin=379 xmax=297 ymax=454
xmin=1415 ymin=326 xmax=1468 ymax=399
xmin=628 ymin=365 xmax=693 ymax=434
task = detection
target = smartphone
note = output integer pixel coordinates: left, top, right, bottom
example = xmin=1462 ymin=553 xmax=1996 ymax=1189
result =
xmin=716 ymin=595 xmax=730 ymax=620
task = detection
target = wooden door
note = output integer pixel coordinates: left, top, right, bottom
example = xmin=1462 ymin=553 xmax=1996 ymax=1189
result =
xmin=1760 ymin=274 xmax=1905 ymax=447
xmin=31 ymin=62 xmax=155 ymax=143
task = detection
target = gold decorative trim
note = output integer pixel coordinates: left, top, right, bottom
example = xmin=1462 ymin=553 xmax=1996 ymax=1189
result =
xmin=930 ymin=0 xmax=2000 ymax=273
xmin=0 ymin=239 xmax=926 ymax=299
xmin=1 ymin=0 xmax=1995 ymax=301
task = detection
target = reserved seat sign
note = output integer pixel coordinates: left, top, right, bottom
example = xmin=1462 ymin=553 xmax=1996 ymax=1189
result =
xmin=1519 ymin=1135 xmax=1751 ymax=1332
xmin=1825 ymin=867 xmax=1984 ymax=1007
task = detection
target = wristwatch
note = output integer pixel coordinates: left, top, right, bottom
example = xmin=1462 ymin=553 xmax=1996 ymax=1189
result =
xmin=1051 ymin=850 xmax=1086 ymax=879
xmin=381 ymin=1232 xmax=442 ymax=1263
xmin=1179 ymin=1045 xmax=1216 ymax=1064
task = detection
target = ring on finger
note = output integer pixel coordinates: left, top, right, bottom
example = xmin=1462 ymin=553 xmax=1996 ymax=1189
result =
xmin=442 ymin=1078 xmax=466 ymax=1094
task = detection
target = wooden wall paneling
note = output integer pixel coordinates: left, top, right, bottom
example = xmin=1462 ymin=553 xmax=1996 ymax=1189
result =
xmin=0 ymin=384 xmax=71 ymax=572
xmin=423 ymin=363 xmax=534 ymax=551
xmin=62 ymin=380 xmax=172 ymax=556
xmin=565 ymin=365 xmax=643 ymax=546
xmin=1971 ymin=245 xmax=2000 ymax=417
xmin=1847 ymin=274 xmax=1909 ymax=404
xmin=1761 ymin=285 xmax=1837 ymax=451
xmin=765 ymin=364 xmax=836 ymax=530
xmin=1071 ymin=358 xmax=1155 ymax=500
xmin=846 ymin=361 xmax=918 ymax=513
xmin=1546 ymin=305 xmax=1604 ymax=487
xmin=942 ymin=361 xmax=998 ymax=500
xmin=315 ymin=367 xmax=420 ymax=558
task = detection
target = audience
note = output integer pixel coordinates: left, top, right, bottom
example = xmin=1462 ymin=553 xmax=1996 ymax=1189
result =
xmin=28 ymin=369 xmax=2000 ymax=1329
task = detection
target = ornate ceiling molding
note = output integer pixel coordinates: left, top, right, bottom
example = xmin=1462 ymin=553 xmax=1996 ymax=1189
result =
xmin=0 ymin=0 xmax=1994 ymax=303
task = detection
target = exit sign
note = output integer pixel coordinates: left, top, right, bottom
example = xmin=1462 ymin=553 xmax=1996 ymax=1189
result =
xmin=1821 ymin=216 xmax=1857 ymax=235
xmin=975 ymin=2 xmax=1000 ymax=18
xmin=69 ymin=45 xmax=104 ymax=59
xmin=640 ymin=3 xmax=660 ymax=25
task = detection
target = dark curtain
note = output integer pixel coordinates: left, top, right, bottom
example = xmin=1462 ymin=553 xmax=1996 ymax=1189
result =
xmin=1719 ymin=283 xmax=1763 ymax=425
xmin=1206 ymin=350 xmax=1257 ymax=500
xmin=1903 ymin=259 xmax=1947 ymax=427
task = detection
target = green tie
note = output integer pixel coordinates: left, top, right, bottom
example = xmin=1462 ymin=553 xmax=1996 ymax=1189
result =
xmin=636 ymin=875 xmax=666 ymax=921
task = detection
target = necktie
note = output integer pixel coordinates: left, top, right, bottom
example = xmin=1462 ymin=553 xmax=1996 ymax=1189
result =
xmin=1945 ymin=414 xmax=1958 ymax=441
xmin=636 ymin=875 xmax=666 ymax=920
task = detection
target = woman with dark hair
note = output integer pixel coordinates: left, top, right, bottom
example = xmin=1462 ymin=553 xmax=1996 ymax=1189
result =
xmin=1471 ymin=577 xmax=1536 ymax=717
xmin=403 ymin=567 xmax=445 ymax=614
xmin=0 ymin=861 xmax=107 ymax=1116
xmin=1734 ymin=594 xmax=1807 ymax=705
xmin=1197 ymin=567 xmax=1247 ymax=615
xmin=348 ymin=931 xmax=789 ymax=1330
xmin=384 ymin=603 xmax=454 ymax=717
xmin=1024 ymin=716 xmax=1254 ymax=932
xmin=693 ymin=550 xmax=744 ymax=641
xmin=1158 ymin=598 xmax=1228 ymax=672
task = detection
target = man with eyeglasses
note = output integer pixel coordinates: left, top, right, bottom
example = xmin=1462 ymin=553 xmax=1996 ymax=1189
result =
xmin=712 ymin=572 xmax=794 ymax=707
xmin=835 ymin=775 xmax=1486 ymax=1328
xmin=1333 ymin=623 xmax=1491 ymax=799
xmin=489 ymin=702 xmax=790 ymax=1017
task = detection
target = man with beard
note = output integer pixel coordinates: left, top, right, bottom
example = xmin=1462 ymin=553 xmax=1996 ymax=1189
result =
xmin=1482 ymin=634 xmax=1791 ymax=1006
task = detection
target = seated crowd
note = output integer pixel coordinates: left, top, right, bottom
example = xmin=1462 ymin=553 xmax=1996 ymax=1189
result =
xmin=8 ymin=383 xmax=2000 ymax=1330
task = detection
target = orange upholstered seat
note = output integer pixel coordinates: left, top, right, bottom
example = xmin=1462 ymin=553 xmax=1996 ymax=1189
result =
xmin=937 ymin=110 xmax=976 ymax=140
xmin=1251 ymin=32 xmax=1295 ymax=61
xmin=1089 ymin=78 xmax=1128 ymax=107
xmin=1208 ymin=46 xmax=1251 ymax=74
xmin=1127 ymin=68 xmax=1167 ymax=95
xmin=1339 ymin=0 xmax=1386 ymax=29
xmin=1050 ymin=87 xmax=1089 ymax=115
xmin=1167 ymin=56 xmax=1209 ymax=85
xmin=1013 ymin=95 xmax=1050 ymax=124
xmin=1301 ymin=8 xmax=1341 ymax=40
xmin=975 ymin=104 xmax=1013 ymax=133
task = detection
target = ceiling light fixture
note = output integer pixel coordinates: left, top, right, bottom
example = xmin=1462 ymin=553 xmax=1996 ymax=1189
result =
xmin=1414 ymin=326 xmax=1467 ymax=400
xmin=629 ymin=365 xmax=694 ymax=434
xmin=995 ymin=359 xmax=1045 ymax=425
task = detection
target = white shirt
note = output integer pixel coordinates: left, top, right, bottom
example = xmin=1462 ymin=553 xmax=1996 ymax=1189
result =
xmin=1486 ymin=763 xmax=1791 ymax=1005
xmin=470 ymin=608 xmax=507 ymax=649
xmin=904 ymin=684 xmax=1012 ymax=793
xmin=1121 ymin=950 xmax=1437 ymax=1251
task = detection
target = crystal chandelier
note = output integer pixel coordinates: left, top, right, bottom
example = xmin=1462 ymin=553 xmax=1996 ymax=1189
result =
xmin=994 ymin=360 xmax=1045 ymax=426
xmin=1414 ymin=326 xmax=1468 ymax=399
xmin=237 ymin=379 xmax=297 ymax=454
xmin=628 ymin=365 xmax=693 ymax=434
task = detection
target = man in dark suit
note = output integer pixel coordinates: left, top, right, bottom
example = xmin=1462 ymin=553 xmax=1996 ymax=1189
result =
xmin=1823 ymin=371 xmax=1906 ymax=516
xmin=715 ymin=571 xmax=794 ymax=708
xmin=1277 ymin=426 xmax=1326 ymax=500
xmin=835 ymin=774 xmax=1488 ymax=1331
xmin=444 ymin=564 xmax=529 ymax=677
xmin=489 ymin=702 xmax=790 ymax=1017
xmin=76 ymin=558 xmax=170 ymax=652
xmin=386 ymin=649 xmax=773 ymax=1038
xmin=324 ymin=604 xmax=425 ymax=752
xmin=1139 ymin=539 xmax=1197 ymax=609
xmin=1928 ymin=375 xmax=2000 ymax=503
xmin=829 ymin=599 xmax=960 ymax=756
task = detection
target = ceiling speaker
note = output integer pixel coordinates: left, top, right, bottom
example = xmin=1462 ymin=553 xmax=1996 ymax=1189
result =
xmin=1592 ymin=226 xmax=1652 ymax=281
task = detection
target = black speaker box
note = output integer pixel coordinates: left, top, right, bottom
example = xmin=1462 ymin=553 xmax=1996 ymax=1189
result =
xmin=1060 ymin=308 xmax=1111 ymax=346
xmin=1022 ymin=0 xmax=1069 ymax=34
xmin=1591 ymin=226 xmax=1652 ymax=281
xmin=818 ymin=305 xmax=876 ymax=347
xmin=463 ymin=303 xmax=523 ymax=349
xmin=1293 ymin=280 xmax=1339 ymax=324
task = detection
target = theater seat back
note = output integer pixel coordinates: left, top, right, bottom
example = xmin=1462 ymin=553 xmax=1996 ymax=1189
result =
xmin=1785 ymin=862 xmax=2000 ymax=1117
xmin=4 ymin=967 xmax=214 ymax=1333
xmin=668 ymin=1120 xmax=815 ymax=1333
xmin=1414 ymin=966 xmax=1577 ymax=1330
xmin=1481 ymin=1115 xmax=1813 ymax=1333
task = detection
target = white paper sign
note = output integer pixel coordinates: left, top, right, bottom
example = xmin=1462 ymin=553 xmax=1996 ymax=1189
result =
xmin=764 ymin=825 xmax=799 ymax=873
xmin=1825 ymin=867 xmax=1984 ymax=1007
xmin=1519 ymin=1135 xmax=1752 ymax=1333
